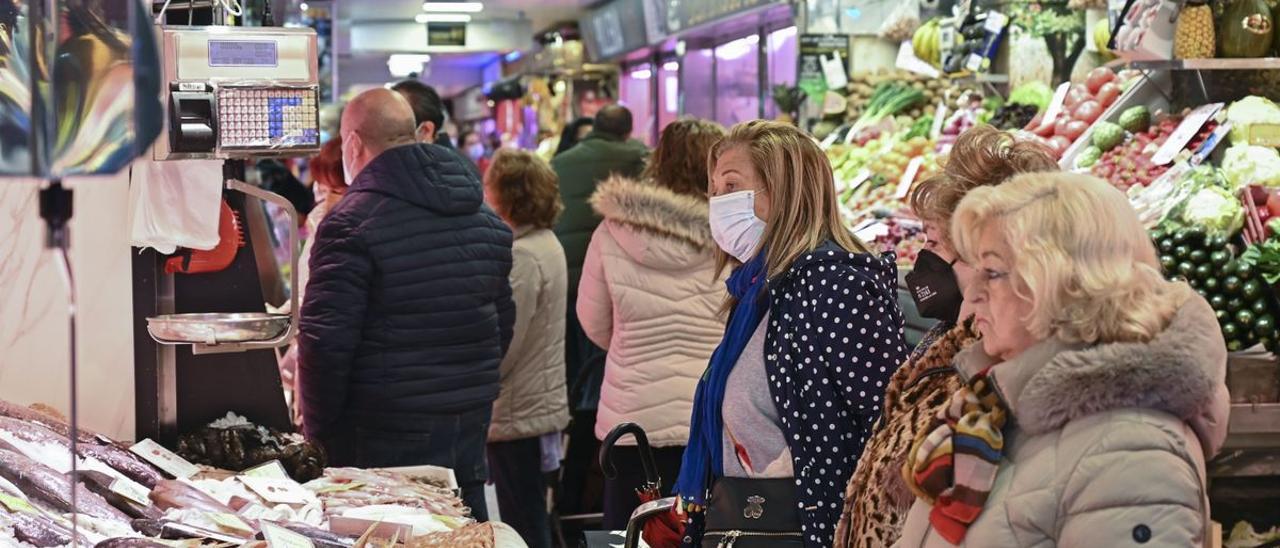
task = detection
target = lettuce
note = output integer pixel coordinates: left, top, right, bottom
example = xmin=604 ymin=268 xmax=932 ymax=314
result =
xmin=1008 ymin=82 xmax=1054 ymax=111
xmin=1222 ymin=144 xmax=1280 ymax=188
xmin=1181 ymin=185 xmax=1244 ymax=235
xmin=1227 ymin=96 xmax=1280 ymax=145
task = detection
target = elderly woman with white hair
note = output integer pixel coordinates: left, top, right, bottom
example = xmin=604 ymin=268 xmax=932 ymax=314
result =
xmin=894 ymin=172 xmax=1230 ymax=547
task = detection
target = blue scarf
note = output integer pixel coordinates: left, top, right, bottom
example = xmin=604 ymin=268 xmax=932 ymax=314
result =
xmin=673 ymin=253 xmax=769 ymax=506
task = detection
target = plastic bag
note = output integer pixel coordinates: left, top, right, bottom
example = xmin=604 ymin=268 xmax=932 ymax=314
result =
xmin=127 ymin=154 xmax=224 ymax=254
xmin=879 ymin=0 xmax=921 ymax=42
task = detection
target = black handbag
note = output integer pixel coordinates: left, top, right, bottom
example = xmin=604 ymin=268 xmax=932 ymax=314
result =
xmin=701 ymin=477 xmax=803 ymax=548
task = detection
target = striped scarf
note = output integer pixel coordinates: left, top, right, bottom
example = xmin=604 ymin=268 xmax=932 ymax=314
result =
xmin=902 ymin=371 xmax=1007 ymax=545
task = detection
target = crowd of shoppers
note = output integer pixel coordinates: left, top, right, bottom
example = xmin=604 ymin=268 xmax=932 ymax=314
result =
xmin=294 ymin=85 xmax=1228 ymax=548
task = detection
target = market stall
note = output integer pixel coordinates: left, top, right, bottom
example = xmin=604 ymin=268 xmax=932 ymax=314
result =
xmin=820 ymin=0 xmax=1280 ymax=537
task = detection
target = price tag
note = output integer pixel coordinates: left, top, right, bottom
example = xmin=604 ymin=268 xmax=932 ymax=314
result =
xmin=895 ymin=157 xmax=926 ymax=199
xmin=931 ymin=103 xmax=948 ymax=139
xmin=854 ymin=221 xmax=891 ymax=242
xmin=964 ymin=53 xmax=985 ymax=73
xmin=0 ymin=494 xmax=38 ymax=515
xmin=894 ymin=41 xmax=941 ymax=79
xmin=109 ymin=477 xmax=152 ymax=507
xmin=261 ymin=522 xmax=315 ymax=548
xmin=129 ymin=439 xmax=198 ymax=479
xmin=848 ymin=169 xmax=874 ymax=193
xmin=984 ymin=11 xmax=1009 ymax=32
xmin=242 ymin=460 xmax=290 ymax=481
xmin=1151 ymin=103 xmax=1223 ymax=166
xmin=208 ymin=512 xmax=254 ymax=535
xmin=1040 ymin=82 xmax=1073 ymax=129
xmin=238 ymin=476 xmax=313 ymax=506
xmin=1249 ymin=123 xmax=1280 ymax=147
xmin=1192 ymin=122 xmax=1232 ymax=165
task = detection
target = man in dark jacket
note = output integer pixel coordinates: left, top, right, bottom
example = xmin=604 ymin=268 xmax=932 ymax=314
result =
xmin=299 ymin=88 xmax=514 ymax=520
xmin=549 ymin=104 xmax=647 ymax=519
xmin=551 ymin=105 xmax=648 ymax=409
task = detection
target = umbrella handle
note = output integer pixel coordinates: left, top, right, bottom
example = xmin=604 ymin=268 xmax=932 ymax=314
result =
xmin=599 ymin=422 xmax=661 ymax=488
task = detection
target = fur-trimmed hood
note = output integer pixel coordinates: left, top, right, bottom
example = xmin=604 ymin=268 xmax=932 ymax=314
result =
xmin=958 ymin=294 xmax=1230 ymax=458
xmin=589 ymin=175 xmax=715 ymax=270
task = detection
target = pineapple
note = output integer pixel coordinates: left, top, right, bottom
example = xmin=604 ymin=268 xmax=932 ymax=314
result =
xmin=1173 ymin=2 xmax=1216 ymax=58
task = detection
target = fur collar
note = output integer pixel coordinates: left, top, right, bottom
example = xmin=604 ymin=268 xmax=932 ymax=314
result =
xmin=959 ymin=296 xmax=1225 ymax=440
xmin=589 ymin=175 xmax=714 ymax=249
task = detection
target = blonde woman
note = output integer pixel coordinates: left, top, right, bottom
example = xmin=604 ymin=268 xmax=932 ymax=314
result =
xmin=483 ymin=150 xmax=570 ymax=548
xmin=674 ymin=121 xmax=909 ymax=548
xmin=895 ymin=172 xmax=1229 ymax=547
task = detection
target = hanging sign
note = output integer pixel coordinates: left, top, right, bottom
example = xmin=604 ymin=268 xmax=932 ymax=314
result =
xmin=799 ymin=34 xmax=850 ymax=97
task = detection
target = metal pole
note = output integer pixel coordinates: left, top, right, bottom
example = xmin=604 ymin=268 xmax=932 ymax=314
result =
xmin=758 ymin=26 xmax=768 ymax=120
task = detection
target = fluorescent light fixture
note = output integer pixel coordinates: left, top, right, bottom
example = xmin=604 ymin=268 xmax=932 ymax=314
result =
xmin=715 ymin=34 xmax=760 ymax=60
xmin=422 ymin=1 xmax=483 ymax=12
xmin=629 ymin=68 xmax=652 ymax=79
xmin=387 ymin=54 xmax=432 ymax=77
xmin=416 ymin=13 xmax=471 ymax=23
xmin=675 ymin=40 xmax=686 ymax=56
xmin=662 ymin=61 xmax=679 ymax=71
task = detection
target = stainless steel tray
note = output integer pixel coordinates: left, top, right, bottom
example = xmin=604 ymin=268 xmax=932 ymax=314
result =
xmin=147 ymin=312 xmax=290 ymax=345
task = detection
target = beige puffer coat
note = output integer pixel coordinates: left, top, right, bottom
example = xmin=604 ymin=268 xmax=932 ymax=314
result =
xmin=578 ymin=176 xmax=726 ymax=447
xmin=488 ymin=227 xmax=571 ymax=443
xmin=895 ymin=295 xmax=1229 ymax=548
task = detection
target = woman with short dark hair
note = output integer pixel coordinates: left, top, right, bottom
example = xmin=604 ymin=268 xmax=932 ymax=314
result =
xmin=483 ymin=149 xmax=570 ymax=548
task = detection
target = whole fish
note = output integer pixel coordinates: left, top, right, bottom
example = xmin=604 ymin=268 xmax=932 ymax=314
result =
xmin=95 ymin=539 xmax=171 ymax=548
xmin=0 ymin=416 xmax=164 ymax=488
xmin=275 ymin=521 xmax=357 ymax=548
xmin=0 ymin=401 xmax=98 ymax=444
xmin=147 ymin=480 xmax=236 ymax=515
xmin=73 ymin=471 xmax=163 ymax=520
xmin=0 ymin=449 xmax=129 ymax=521
xmin=8 ymin=511 xmax=84 ymax=547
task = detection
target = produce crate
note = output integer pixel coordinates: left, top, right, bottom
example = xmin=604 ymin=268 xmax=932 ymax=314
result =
xmin=1059 ymin=69 xmax=1175 ymax=169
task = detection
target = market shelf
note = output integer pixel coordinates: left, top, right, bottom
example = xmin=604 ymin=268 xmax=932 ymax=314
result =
xmin=1224 ymin=403 xmax=1280 ymax=450
xmin=1126 ymin=58 xmax=1280 ymax=71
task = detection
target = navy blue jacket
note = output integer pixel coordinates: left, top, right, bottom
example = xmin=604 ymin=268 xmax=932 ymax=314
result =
xmin=299 ymin=143 xmax=515 ymax=445
xmin=764 ymin=242 xmax=908 ymax=548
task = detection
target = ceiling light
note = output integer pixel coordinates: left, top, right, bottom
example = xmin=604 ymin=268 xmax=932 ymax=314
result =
xmin=422 ymin=2 xmax=483 ymax=12
xmin=662 ymin=61 xmax=679 ymax=71
xmin=416 ymin=13 xmax=471 ymax=23
xmin=299 ymin=2 xmax=309 ymax=12
xmin=629 ymin=68 xmax=651 ymax=79
xmin=388 ymin=54 xmax=432 ymax=77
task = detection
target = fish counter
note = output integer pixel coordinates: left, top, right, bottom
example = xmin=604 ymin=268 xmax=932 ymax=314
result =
xmin=0 ymin=401 xmax=525 ymax=548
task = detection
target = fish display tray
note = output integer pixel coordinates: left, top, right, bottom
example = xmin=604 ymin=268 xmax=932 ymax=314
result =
xmin=147 ymin=312 xmax=290 ymax=345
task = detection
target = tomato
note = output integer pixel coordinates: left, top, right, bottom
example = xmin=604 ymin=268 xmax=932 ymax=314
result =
xmin=1064 ymin=84 xmax=1090 ymax=110
xmin=1073 ymin=100 xmax=1103 ymax=123
xmin=1085 ymin=67 xmax=1116 ymax=94
xmin=1267 ymin=189 xmax=1280 ymax=218
xmin=1035 ymin=118 xmax=1057 ymax=137
xmin=1095 ymin=82 xmax=1122 ymax=108
xmin=1060 ymin=120 xmax=1089 ymax=141
xmin=1049 ymin=136 xmax=1073 ymax=156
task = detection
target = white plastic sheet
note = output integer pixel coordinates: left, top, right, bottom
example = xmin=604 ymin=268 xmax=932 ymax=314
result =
xmin=127 ymin=155 xmax=224 ymax=254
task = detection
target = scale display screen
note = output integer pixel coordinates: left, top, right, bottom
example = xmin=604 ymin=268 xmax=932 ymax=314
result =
xmin=208 ymin=40 xmax=279 ymax=67
xmin=218 ymin=87 xmax=319 ymax=150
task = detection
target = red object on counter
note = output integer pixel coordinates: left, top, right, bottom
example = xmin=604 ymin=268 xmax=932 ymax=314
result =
xmin=164 ymin=200 xmax=245 ymax=274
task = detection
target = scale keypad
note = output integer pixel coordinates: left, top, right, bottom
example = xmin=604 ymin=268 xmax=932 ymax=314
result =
xmin=217 ymin=87 xmax=320 ymax=150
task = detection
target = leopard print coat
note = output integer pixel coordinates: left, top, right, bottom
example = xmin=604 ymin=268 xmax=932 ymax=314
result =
xmin=832 ymin=321 xmax=979 ymax=548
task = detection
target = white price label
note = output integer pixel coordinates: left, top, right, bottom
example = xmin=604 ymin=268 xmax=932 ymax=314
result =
xmin=895 ymin=157 xmax=927 ymax=199
xmin=931 ymin=103 xmax=948 ymax=139
xmin=1151 ymin=103 xmax=1223 ymax=166
xmin=242 ymin=460 xmax=290 ymax=481
xmin=1040 ymin=82 xmax=1073 ymax=129
xmin=129 ymin=439 xmax=198 ymax=479
xmin=238 ymin=476 xmax=313 ymax=506
xmin=894 ymin=41 xmax=942 ymax=79
xmin=261 ymin=522 xmax=315 ymax=548
xmin=1192 ymin=122 xmax=1232 ymax=165
xmin=848 ymin=169 xmax=874 ymax=192
xmin=109 ymin=478 xmax=152 ymax=507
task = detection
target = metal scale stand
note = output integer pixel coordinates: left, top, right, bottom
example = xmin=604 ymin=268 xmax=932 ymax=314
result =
xmin=132 ymin=22 xmax=321 ymax=444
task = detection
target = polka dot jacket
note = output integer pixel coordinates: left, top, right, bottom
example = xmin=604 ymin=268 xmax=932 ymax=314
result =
xmin=762 ymin=243 xmax=908 ymax=548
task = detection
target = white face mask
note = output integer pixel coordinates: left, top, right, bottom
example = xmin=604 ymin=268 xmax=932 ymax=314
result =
xmin=341 ymin=140 xmax=356 ymax=186
xmin=709 ymin=190 xmax=766 ymax=263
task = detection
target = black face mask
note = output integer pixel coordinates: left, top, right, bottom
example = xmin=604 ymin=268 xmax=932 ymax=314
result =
xmin=904 ymin=249 xmax=963 ymax=324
